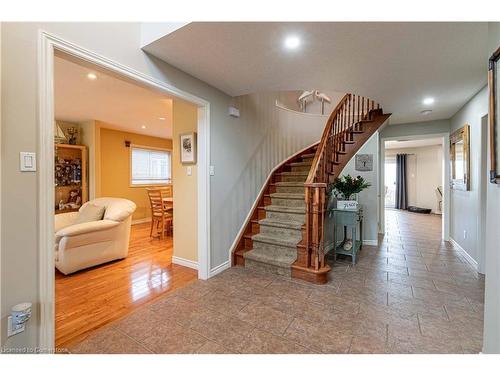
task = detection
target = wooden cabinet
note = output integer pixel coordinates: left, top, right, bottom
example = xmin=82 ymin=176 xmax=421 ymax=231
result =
xmin=55 ymin=144 xmax=88 ymax=214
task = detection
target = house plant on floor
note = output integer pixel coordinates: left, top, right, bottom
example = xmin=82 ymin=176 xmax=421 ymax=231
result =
xmin=328 ymin=174 xmax=371 ymax=210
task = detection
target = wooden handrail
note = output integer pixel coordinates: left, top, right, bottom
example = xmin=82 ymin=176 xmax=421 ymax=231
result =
xmin=305 ymin=94 xmax=350 ymax=185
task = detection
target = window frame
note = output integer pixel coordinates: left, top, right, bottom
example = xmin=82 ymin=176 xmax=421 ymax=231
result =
xmin=129 ymin=144 xmax=172 ymax=188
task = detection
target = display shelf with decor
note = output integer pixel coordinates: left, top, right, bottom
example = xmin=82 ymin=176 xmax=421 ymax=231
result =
xmin=54 ymin=144 xmax=88 ymax=214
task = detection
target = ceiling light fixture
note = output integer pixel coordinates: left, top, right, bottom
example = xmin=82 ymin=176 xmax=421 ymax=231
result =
xmin=141 ymin=125 xmax=147 ymax=129
xmin=423 ymin=97 xmax=435 ymax=105
xmin=420 ymin=110 xmax=432 ymax=116
xmin=159 ymin=117 xmax=166 ymax=120
xmin=87 ymin=73 xmax=97 ymax=80
xmin=284 ymin=35 xmax=301 ymax=50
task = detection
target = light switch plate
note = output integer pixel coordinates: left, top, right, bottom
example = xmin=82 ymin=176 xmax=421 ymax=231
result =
xmin=20 ymin=152 xmax=36 ymax=172
xmin=187 ymin=166 xmax=192 ymax=176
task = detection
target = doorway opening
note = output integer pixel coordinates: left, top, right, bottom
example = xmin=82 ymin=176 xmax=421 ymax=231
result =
xmin=380 ymin=134 xmax=449 ymax=240
xmin=38 ymin=32 xmax=211 ymax=351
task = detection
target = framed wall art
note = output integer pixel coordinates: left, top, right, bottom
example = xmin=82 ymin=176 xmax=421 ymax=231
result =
xmin=180 ymin=132 xmax=197 ymax=165
xmin=488 ymin=46 xmax=500 ymax=184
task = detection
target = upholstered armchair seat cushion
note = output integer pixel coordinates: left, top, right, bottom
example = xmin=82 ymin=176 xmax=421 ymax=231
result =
xmin=54 ymin=197 xmax=136 ymax=275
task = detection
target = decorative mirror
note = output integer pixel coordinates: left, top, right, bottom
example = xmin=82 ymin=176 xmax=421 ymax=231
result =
xmin=450 ymin=125 xmax=470 ymax=191
xmin=488 ymin=46 xmax=500 ymax=184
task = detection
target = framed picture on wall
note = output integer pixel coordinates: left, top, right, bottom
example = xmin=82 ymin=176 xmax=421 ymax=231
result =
xmin=180 ymin=132 xmax=197 ymax=165
xmin=488 ymin=45 xmax=500 ymax=184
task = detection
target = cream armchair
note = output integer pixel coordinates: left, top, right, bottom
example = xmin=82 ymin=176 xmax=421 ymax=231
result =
xmin=55 ymin=197 xmax=136 ymax=275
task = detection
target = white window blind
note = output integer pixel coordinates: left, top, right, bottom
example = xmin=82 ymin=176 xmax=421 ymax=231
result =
xmin=131 ymin=147 xmax=171 ymax=185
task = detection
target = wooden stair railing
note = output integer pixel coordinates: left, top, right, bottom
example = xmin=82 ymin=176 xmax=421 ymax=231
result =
xmin=291 ymin=94 xmax=391 ymax=284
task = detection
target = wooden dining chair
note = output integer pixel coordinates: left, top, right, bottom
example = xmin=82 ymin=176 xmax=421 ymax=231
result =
xmin=146 ymin=188 xmax=173 ymax=239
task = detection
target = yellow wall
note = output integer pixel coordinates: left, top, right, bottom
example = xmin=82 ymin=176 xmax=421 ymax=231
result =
xmin=172 ymin=99 xmax=198 ymax=262
xmin=98 ymin=125 xmax=172 ymax=220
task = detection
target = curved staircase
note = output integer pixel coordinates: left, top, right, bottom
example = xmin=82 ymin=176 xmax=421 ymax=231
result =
xmin=232 ymin=94 xmax=391 ymax=283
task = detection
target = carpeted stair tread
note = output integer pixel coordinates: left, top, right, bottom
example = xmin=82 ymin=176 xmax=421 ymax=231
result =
xmin=264 ymin=205 xmax=306 ymax=214
xmin=259 ymin=218 xmax=304 ymax=230
xmin=289 ymin=161 xmax=312 ymax=167
xmin=274 ymin=181 xmax=305 ymax=187
xmin=243 ymin=247 xmax=297 ymax=268
xmin=251 ymin=233 xmax=301 ymax=248
xmin=270 ymin=192 xmax=305 ymax=200
xmin=280 ymin=171 xmax=309 ymax=176
xmin=301 ymin=153 xmax=316 ymax=159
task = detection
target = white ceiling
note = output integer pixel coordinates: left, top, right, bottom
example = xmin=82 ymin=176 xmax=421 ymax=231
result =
xmin=385 ymin=138 xmax=443 ymax=149
xmin=54 ymin=56 xmax=173 ymax=139
xmin=143 ymin=22 xmax=488 ymax=124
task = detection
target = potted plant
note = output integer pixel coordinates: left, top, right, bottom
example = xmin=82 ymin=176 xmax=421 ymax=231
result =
xmin=328 ymin=174 xmax=371 ymax=210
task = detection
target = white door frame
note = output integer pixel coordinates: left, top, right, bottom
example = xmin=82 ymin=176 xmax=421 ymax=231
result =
xmin=38 ymin=31 xmax=211 ymax=350
xmin=379 ymin=132 xmax=450 ymax=241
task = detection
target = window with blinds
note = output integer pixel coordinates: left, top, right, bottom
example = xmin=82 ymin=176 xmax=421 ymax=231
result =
xmin=130 ymin=146 xmax=171 ymax=186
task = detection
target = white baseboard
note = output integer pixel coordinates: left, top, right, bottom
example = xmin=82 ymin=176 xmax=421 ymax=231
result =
xmin=172 ymin=256 xmax=198 ymax=270
xmin=449 ymin=237 xmax=478 ymax=271
xmin=132 ymin=217 xmax=151 ymax=225
xmin=363 ymin=239 xmax=378 ymax=246
xmin=209 ymin=260 xmax=230 ymax=277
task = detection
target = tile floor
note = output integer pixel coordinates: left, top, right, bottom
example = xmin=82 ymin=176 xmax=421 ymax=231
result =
xmin=68 ymin=210 xmax=485 ymax=354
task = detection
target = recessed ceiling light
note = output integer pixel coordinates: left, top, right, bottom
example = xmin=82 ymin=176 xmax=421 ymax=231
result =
xmin=159 ymin=117 xmax=166 ymax=121
xmin=284 ymin=35 xmax=301 ymax=50
xmin=141 ymin=125 xmax=147 ymax=129
xmin=87 ymin=73 xmax=97 ymax=80
xmin=423 ymin=97 xmax=435 ymax=105
xmin=420 ymin=110 xmax=432 ymax=116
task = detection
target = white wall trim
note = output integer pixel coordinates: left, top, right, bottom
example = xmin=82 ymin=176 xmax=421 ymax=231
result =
xmin=227 ymin=141 xmax=320 ymax=259
xmin=37 ymin=30 xmax=211 ymax=351
xmin=363 ymin=240 xmax=379 ymax=246
xmin=209 ymin=260 xmax=230 ymax=278
xmin=449 ymin=237 xmax=479 ymax=271
xmin=172 ymin=256 xmax=199 ymax=270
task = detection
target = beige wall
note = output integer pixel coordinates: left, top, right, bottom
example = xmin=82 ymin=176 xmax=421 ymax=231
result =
xmin=98 ymin=126 xmax=172 ymax=221
xmin=386 ymin=145 xmax=443 ymax=214
xmin=172 ymin=99 xmax=198 ymax=262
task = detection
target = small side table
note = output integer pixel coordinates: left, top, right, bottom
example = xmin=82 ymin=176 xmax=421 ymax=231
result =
xmin=330 ymin=207 xmax=363 ymax=264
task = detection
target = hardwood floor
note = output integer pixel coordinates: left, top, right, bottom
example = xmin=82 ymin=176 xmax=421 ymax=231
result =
xmin=55 ymin=222 xmax=197 ymax=349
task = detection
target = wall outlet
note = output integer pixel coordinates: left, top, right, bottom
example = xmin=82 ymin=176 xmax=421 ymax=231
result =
xmin=463 ymin=230 xmax=467 ymax=239
xmin=7 ymin=316 xmax=25 ymax=337
xmin=209 ymin=165 xmax=215 ymax=176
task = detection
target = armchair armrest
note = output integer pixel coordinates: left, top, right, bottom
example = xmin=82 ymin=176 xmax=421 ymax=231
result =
xmin=56 ymin=220 xmax=120 ymax=237
xmin=55 ymin=211 xmax=79 ymax=232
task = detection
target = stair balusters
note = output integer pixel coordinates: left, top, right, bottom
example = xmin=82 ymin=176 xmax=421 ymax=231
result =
xmin=294 ymin=93 xmax=384 ymax=282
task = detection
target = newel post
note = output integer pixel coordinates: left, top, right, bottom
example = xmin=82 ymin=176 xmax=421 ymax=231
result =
xmin=305 ymin=183 xmax=327 ymax=271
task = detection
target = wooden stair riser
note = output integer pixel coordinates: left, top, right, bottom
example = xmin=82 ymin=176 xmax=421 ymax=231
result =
xmin=270 ymin=196 xmax=306 ymax=208
xmin=244 ymin=236 xmax=253 ymax=249
xmin=251 ymin=221 xmax=261 ymax=234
